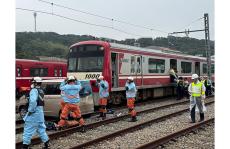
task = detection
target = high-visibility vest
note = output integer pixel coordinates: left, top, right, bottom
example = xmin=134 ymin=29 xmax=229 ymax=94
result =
xmin=201 ymin=80 xmax=205 ymax=84
xmin=191 ymin=82 xmax=205 ymax=97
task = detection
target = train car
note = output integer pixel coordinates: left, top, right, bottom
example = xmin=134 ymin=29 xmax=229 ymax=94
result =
xmin=16 ymin=59 xmax=67 ymax=99
xmin=67 ymin=40 xmax=215 ymax=105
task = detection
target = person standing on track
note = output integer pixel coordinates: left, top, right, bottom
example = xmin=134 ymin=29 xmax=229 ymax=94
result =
xmin=96 ymin=75 xmax=109 ymax=120
xmin=188 ymin=74 xmax=206 ymax=123
xmin=55 ymin=76 xmax=85 ymax=132
xmin=22 ymin=77 xmax=50 ymax=149
xmin=125 ymin=77 xmax=137 ymax=122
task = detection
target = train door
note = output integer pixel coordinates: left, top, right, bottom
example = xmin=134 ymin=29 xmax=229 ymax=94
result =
xmin=195 ymin=62 xmax=200 ymax=76
xmin=111 ymin=53 xmax=118 ymax=88
xmin=54 ymin=67 xmax=63 ymax=77
xmin=170 ymin=59 xmax=177 ymax=71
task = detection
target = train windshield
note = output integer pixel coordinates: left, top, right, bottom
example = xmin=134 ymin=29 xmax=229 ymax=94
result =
xmin=68 ymin=44 xmax=104 ymax=72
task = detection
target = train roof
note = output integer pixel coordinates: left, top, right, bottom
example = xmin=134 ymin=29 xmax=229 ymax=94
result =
xmin=16 ymin=59 xmax=67 ymax=64
xmin=109 ymin=42 xmax=210 ymax=61
xmin=70 ymin=40 xmax=214 ymax=62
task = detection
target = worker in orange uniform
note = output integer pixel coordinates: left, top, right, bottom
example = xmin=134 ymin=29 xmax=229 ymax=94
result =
xmin=55 ymin=76 xmax=85 ymax=132
xmin=188 ymin=74 xmax=206 ymax=123
xmin=125 ymin=77 xmax=137 ymax=122
xmin=96 ymin=75 xmax=109 ymax=120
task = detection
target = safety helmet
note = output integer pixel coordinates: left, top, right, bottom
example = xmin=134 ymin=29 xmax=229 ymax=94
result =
xmin=127 ymin=76 xmax=134 ymax=81
xmin=32 ymin=77 xmax=42 ymax=83
xmin=98 ymin=75 xmax=104 ymax=80
xmin=191 ymin=74 xmax=199 ymax=79
xmin=67 ymin=75 xmax=76 ymax=81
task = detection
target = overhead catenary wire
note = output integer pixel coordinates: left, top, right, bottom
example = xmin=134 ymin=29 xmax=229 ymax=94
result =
xmin=16 ymin=7 xmax=143 ymax=37
xmin=176 ymin=17 xmax=204 ymax=32
xmin=38 ymin=0 xmax=168 ymax=34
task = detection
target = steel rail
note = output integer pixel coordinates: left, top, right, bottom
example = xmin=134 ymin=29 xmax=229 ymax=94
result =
xmin=15 ymin=96 xmax=186 ymax=134
xmin=136 ymin=118 xmax=214 ymax=149
xmin=16 ymin=98 xmax=196 ymax=149
xmin=68 ymin=101 xmax=214 ymax=149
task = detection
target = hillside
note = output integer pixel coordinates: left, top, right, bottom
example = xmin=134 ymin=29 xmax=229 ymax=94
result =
xmin=16 ymin=32 xmax=214 ymax=59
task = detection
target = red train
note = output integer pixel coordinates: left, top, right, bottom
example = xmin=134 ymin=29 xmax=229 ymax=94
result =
xmin=67 ymin=40 xmax=215 ymax=105
xmin=16 ymin=59 xmax=67 ymax=98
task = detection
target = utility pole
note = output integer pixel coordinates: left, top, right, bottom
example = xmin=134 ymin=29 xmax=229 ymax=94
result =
xmin=33 ymin=12 xmax=37 ymax=32
xmin=169 ymin=13 xmax=212 ymax=80
xmin=204 ymin=13 xmax=211 ymax=80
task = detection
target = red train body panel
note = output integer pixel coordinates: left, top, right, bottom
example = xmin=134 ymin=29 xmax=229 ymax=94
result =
xmin=67 ymin=40 xmax=215 ymax=104
xmin=16 ymin=59 xmax=67 ymax=97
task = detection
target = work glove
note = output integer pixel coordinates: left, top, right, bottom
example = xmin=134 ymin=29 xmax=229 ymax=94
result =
xmin=125 ymin=86 xmax=129 ymax=91
xmin=101 ymin=84 xmax=105 ymax=88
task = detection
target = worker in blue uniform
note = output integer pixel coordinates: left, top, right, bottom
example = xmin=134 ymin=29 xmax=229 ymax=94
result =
xmin=22 ymin=77 xmax=50 ymax=149
xmin=125 ymin=77 xmax=137 ymax=122
xmin=56 ymin=76 xmax=85 ymax=132
xmin=96 ymin=75 xmax=109 ymax=120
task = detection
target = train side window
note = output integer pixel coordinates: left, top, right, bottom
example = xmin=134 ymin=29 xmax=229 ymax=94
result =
xmin=181 ymin=62 xmax=192 ymax=73
xmin=148 ymin=58 xmax=165 ymax=73
xmin=40 ymin=68 xmax=48 ymax=77
xmin=54 ymin=69 xmax=58 ymax=77
xmin=17 ymin=67 xmax=21 ymax=77
xmin=59 ymin=69 xmax=62 ymax=77
xmin=130 ymin=56 xmax=135 ymax=74
xmin=211 ymin=64 xmax=215 ymax=73
xmin=203 ymin=64 xmax=207 ymax=74
xmin=136 ymin=57 xmax=141 ymax=73
xmin=30 ymin=68 xmax=48 ymax=77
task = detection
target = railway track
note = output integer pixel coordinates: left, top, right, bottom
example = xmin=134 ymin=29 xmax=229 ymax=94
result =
xmin=15 ymin=96 xmax=189 ymax=134
xmin=136 ymin=118 xmax=214 ymax=149
xmin=16 ymin=97 xmax=214 ymax=149
xmin=68 ymin=101 xmax=214 ymax=149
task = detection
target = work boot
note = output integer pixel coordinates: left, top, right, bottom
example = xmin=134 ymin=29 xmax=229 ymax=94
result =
xmin=22 ymin=144 xmax=29 ymax=149
xmin=190 ymin=106 xmax=196 ymax=123
xmin=129 ymin=116 xmax=137 ymax=122
xmin=43 ymin=140 xmax=50 ymax=149
xmin=102 ymin=113 xmax=106 ymax=120
xmin=199 ymin=113 xmax=204 ymax=122
xmin=97 ymin=112 xmax=103 ymax=118
xmin=79 ymin=125 xmax=86 ymax=133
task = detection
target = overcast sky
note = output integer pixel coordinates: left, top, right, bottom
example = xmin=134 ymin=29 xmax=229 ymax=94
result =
xmin=16 ymin=0 xmax=214 ymax=40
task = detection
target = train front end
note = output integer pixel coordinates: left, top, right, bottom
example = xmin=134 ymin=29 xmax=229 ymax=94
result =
xmin=67 ymin=41 xmax=111 ymax=106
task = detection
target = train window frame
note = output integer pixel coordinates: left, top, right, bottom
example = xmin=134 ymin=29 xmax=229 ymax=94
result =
xmin=203 ymin=63 xmax=207 ymax=74
xmin=136 ymin=57 xmax=141 ymax=74
xmin=54 ymin=69 xmax=58 ymax=77
xmin=130 ymin=56 xmax=135 ymax=74
xmin=211 ymin=64 xmax=215 ymax=73
xmin=181 ymin=61 xmax=192 ymax=73
xmin=59 ymin=69 xmax=62 ymax=77
xmin=30 ymin=68 xmax=48 ymax=77
xmin=148 ymin=58 xmax=165 ymax=73
xmin=17 ymin=67 xmax=21 ymax=77
xmin=68 ymin=58 xmax=77 ymax=72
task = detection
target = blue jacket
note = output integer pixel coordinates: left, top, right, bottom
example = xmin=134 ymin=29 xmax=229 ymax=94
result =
xmin=125 ymin=82 xmax=137 ymax=98
xmin=60 ymin=81 xmax=82 ymax=104
xmin=24 ymin=88 xmax=45 ymax=122
xmin=98 ymin=80 xmax=109 ymax=98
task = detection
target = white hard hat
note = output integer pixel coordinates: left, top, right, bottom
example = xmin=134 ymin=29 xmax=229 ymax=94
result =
xmin=98 ymin=75 xmax=104 ymax=80
xmin=191 ymin=74 xmax=199 ymax=79
xmin=127 ymin=76 xmax=134 ymax=81
xmin=67 ymin=75 xmax=75 ymax=81
xmin=32 ymin=77 xmax=42 ymax=83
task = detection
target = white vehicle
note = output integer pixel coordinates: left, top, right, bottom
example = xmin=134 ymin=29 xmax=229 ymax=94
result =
xmin=16 ymin=79 xmax=94 ymax=119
